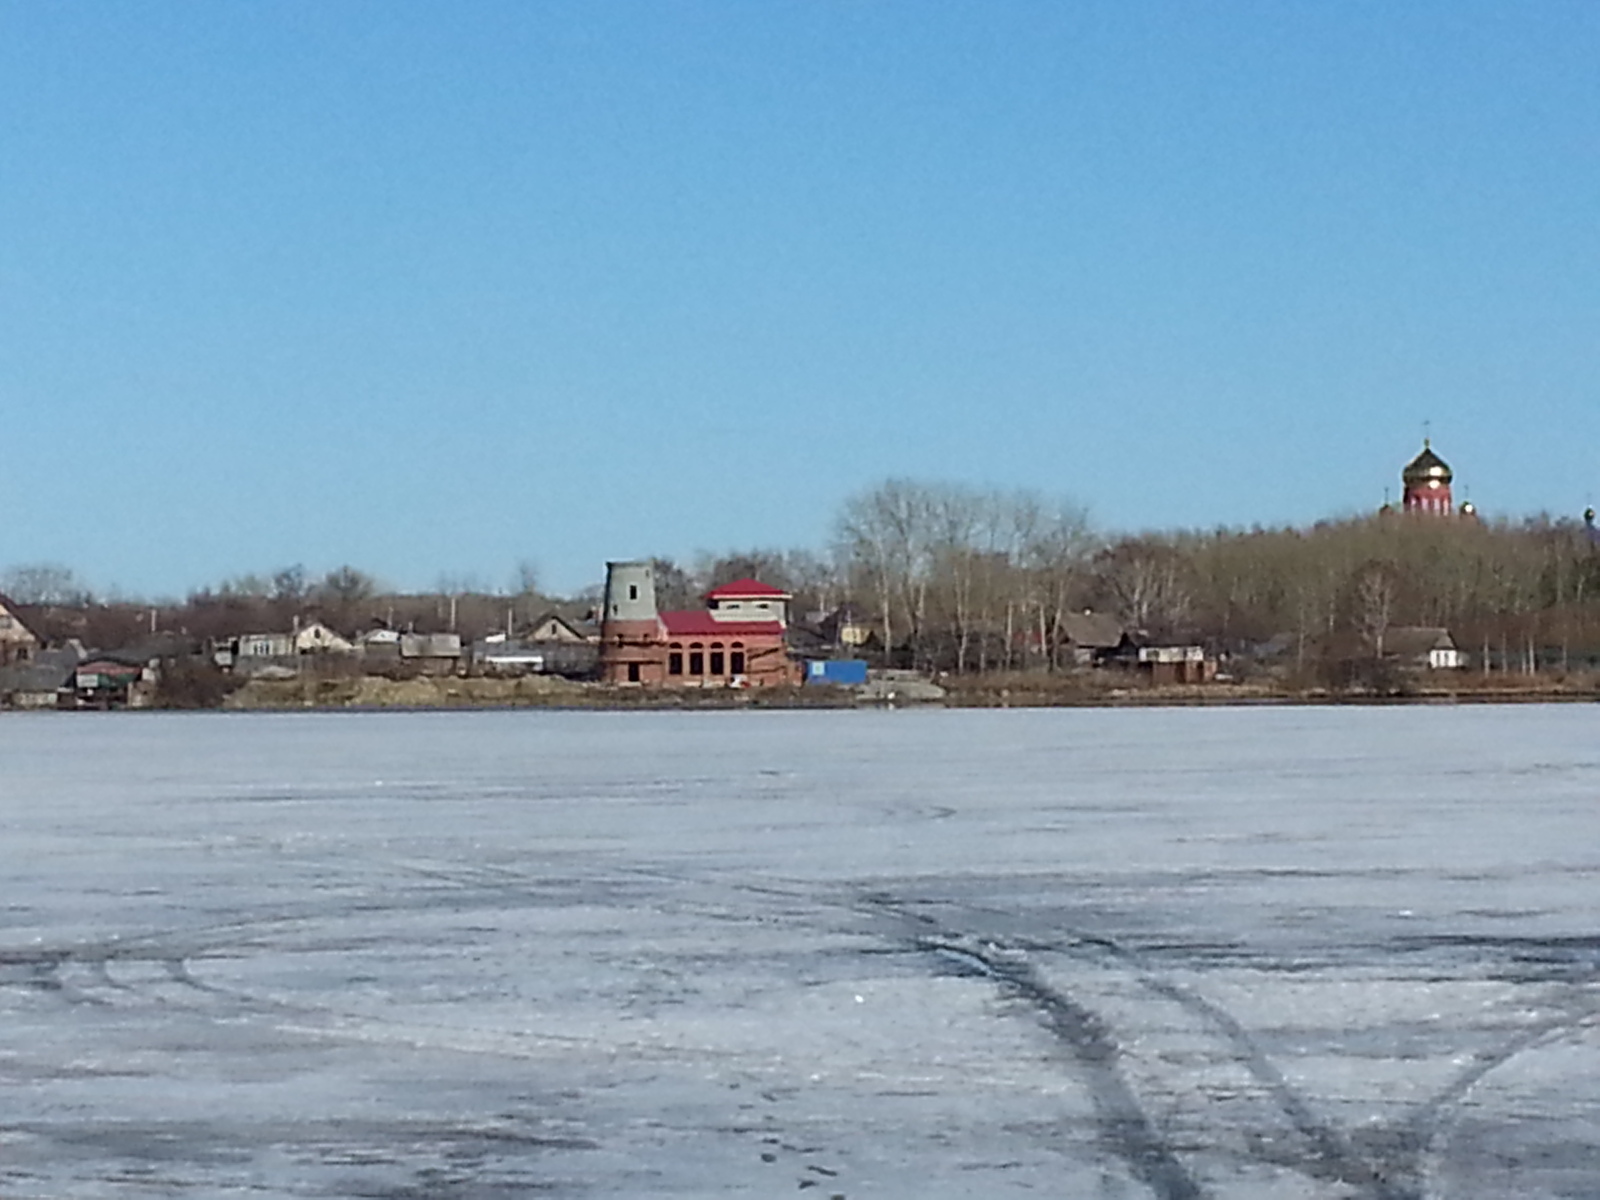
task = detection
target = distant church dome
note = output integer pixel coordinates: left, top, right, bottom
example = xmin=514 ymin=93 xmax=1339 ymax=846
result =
xmin=1402 ymin=441 xmax=1453 ymax=488
xmin=1401 ymin=439 xmax=1456 ymax=515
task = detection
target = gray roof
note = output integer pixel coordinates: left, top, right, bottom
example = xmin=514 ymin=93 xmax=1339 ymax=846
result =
xmin=0 ymin=659 xmax=75 ymax=695
xmin=1058 ymin=611 xmax=1124 ymax=649
xmin=1384 ymin=627 xmax=1456 ymax=659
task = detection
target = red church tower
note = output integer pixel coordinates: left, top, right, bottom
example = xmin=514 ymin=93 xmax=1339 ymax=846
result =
xmin=1401 ymin=440 xmax=1454 ymax=515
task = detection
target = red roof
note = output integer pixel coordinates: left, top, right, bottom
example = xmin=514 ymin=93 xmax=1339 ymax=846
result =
xmin=705 ymin=578 xmax=789 ymax=600
xmin=660 ymin=611 xmax=785 ymax=638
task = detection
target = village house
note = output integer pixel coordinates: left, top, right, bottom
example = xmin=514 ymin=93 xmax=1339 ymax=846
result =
xmin=473 ymin=609 xmax=600 ymax=678
xmin=0 ymin=646 xmax=78 ymax=709
xmin=233 ymin=631 xmax=295 ymax=661
xmin=525 ymin=611 xmax=598 ymax=644
xmin=1384 ymin=627 xmax=1465 ymax=670
xmin=598 ymin=562 xmax=799 ymax=688
xmin=1057 ymin=610 xmax=1127 ymax=666
xmin=813 ymin=603 xmax=873 ymax=651
xmin=0 ymin=594 xmax=40 ymax=666
xmin=295 ymin=620 xmax=355 ymax=654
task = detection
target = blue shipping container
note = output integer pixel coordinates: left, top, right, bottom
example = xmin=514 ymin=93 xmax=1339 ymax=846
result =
xmin=805 ymin=659 xmax=869 ymax=686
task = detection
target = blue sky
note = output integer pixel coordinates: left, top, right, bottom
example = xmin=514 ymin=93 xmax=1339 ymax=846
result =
xmin=3 ymin=2 xmax=1597 ymax=598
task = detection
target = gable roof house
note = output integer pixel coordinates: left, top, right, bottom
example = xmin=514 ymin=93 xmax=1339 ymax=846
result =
xmin=1057 ymin=610 xmax=1127 ymax=666
xmin=525 ymin=611 xmax=597 ymax=644
xmin=295 ymin=620 xmax=355 ymax=654
xmin=0 ymin=594 xmax=40 ymax=666
xmin=0 ymin=646 xmax=79 ymax=709
xmin=815 ymin=603 xmax=874 ymax=650
xmin=1383 ymin=627 xmax=1465 ymax=670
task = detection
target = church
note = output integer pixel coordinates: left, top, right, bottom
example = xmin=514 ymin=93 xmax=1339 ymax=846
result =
xmin=1386 ymin=439 xmax=1476 ymax=518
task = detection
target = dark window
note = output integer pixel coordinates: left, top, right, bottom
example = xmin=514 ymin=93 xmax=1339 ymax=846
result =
xmin=668 ymin=652 xmax=683 ymax=675
xmin=730 ymin=651 xmax=745 ymax=675
xmin=689 ymin=652 xmax=704 ymax=675
xmin=626 ymin=663 xmax=640 ymax=683
xmin=709 ymin=651 xmax=725 ymax=675
xmin=628 ymin=584 xmax=638 ymax=600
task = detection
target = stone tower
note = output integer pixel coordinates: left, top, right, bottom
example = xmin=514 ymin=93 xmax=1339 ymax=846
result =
xmin=599 ymin=561 xmax=662 ymax=684
xmin=602 ymin=560 xmax=658 ymax=625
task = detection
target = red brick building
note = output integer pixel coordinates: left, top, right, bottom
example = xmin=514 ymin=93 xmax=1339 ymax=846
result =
xmin=598 ymin=564 xmax=799 ymax=688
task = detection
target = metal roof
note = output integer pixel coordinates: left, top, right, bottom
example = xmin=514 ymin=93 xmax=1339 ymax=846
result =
xmin=705 ymin=578 xmax=789 ymax=600
xmin=1402 ymin=442 xmax=1452 ymax=485
xmin=660 ymin=611 xmax=785 ymax=638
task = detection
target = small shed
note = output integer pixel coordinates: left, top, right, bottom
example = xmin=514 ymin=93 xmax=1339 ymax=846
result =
xmin=74 ymin=655 xmax=157 ymax=708
xmin=400 ymin=632 xmax=462 ymax=674
xmin=1135 ymin=645 xmax=1217 ymax=685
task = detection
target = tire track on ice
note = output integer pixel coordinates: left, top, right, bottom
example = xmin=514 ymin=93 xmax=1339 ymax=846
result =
xmin=855 ymin=893 xmax=1205 ymax=1200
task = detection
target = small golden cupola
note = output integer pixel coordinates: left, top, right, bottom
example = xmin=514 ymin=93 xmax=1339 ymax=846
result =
xmin=1401 ymin=440 xmax=1454 ymax=515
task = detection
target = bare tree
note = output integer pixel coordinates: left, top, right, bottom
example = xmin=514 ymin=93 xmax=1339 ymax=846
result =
xmin=1093 ymin=536 xmax=1193 ymax=639
xmin=649 ymin=558 xmax=696 ymax=612
xmin=511 ymin=559 xmax=541 ymax=598
xmin=271 ymin=565 xmax=309 ymax=606
xmin=1348 ymin=560 xmax=1397 ymax=658
xmin=1 ymin=563 xmax=90 ymax=605
xmin=837 ymin=480 xmax=939 ymax=664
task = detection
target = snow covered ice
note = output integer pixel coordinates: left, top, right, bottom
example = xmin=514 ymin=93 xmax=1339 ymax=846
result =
xmin=1 ymin=705 xmax=1598 ymax=1198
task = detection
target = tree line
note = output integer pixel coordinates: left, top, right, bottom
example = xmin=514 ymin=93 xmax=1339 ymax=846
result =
xmin=8 ymin=478 xmax=1600 ymax=675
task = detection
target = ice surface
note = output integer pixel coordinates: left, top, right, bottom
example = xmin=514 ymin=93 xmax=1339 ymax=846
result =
xmin=1 ymin=705 xmax=1599 ymax=1197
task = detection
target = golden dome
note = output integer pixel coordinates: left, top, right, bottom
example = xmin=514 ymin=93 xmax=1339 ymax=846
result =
xmin=1402 ymin=440 xmax=1452 ymax=487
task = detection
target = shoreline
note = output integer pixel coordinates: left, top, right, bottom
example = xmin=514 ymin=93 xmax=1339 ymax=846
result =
xmin=60 ymin=680 xmax=1600 ymax=714
xmin=8 ymin=671 xmax=1597 ymax=715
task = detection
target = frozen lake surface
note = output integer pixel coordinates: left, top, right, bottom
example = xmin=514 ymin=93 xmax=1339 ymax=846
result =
xmin=2 ymin=705 xmax=1599 ymax=1198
